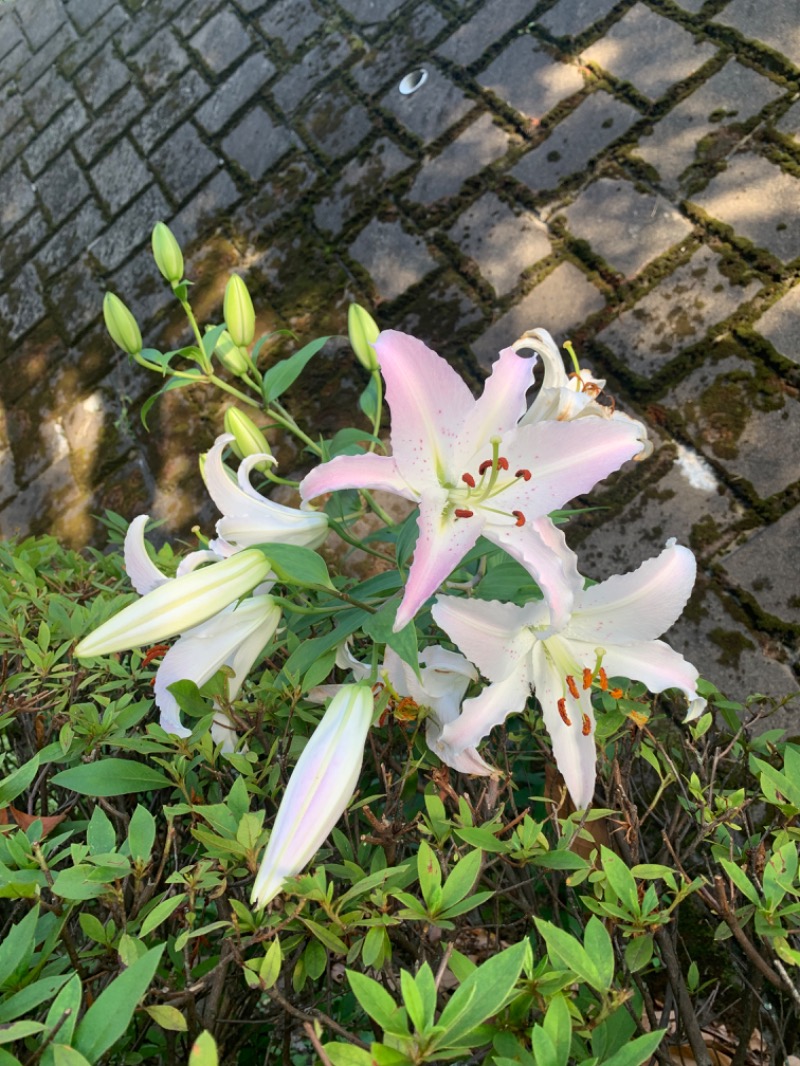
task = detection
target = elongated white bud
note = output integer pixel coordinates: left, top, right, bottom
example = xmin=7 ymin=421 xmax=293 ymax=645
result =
xmin=251 ymin=684 xmax=374 ymax=908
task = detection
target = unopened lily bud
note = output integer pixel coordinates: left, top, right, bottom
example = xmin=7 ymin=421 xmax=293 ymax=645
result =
xmin=224 ymin=407 xmax=272 ymax=463
xmin=214 ymin=329 xmax=250 ymax=376
xmin=224 ymin=274 xmax=255 ymax=347
xmin=103 ymin=292 xmax=142 ymax=356
xmin=75 ymin=549 xmax=271 ymax=658
xmin=348 ymin=303 xmax=379 ymax=371
xmin=251 ymin=684 xmax=374 ymax=908
xmin=151 ymin=221 xmax=184 ymax=287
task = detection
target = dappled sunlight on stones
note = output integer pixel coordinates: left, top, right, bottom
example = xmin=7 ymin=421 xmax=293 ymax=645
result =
xmin=478 ymin=37 xmax=584 ymax=121
xmin=714 ymin=0 xmax=800 ymax=69
xmin=754 ymin=284 xmax=800 ymax=364
xmin=722 ymin=510 xmax=800 ymax=626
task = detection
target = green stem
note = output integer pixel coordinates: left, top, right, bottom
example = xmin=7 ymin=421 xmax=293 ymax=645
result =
xmin=207 ymin=374 xmax=262 ymax=408
xmin=178 ymin=297 xmax=212 ymax=374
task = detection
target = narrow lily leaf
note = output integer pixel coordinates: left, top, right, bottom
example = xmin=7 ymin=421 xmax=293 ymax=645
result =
xmin=74 ymin=945 xmax=165 ymax=1060
xmin=51 ymin=759 xmax=172 ymax=797
xmin=139 ymin=894 xmax=187 ymax=937
xmin=262 ymin=336 xmax=329 ymax=403
xmin=0 ymin=904 xmax=39 ymax=987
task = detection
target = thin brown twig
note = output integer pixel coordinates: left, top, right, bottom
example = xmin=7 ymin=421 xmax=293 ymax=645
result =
xmin=263 ymin=984 xmax=370 ymax=1049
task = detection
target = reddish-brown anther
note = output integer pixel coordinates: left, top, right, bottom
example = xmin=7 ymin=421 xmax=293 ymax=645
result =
xmin=557 ymin=698 xmax=572 ymax=726
xmin=478 ymin=459 xmax=493 ymax=475
xmin=582 ymin=667 xmax=594 ymax=689
xmin=454 ymin=508 xmax=474 ymax=519
xmin=461 ymin=472 xmax=476 ymax=488
xmin=599 ymin=667 xmax=609 ymax=691
xmin=566 ymin=675 xmax=580 ymax=700
xmin=515 ymin=468 xmax=531 ymax=481
xmin=512 ymin=510 xmax=526 ymax=527
xmin=581 ymin=714 xmax=592 ymax=736
xmin=496 ymin=457 xmax=509 ymax=470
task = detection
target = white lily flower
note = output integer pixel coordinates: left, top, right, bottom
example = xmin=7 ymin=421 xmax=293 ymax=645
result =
xmin=203 ymin=433 xmax=328 ymax=552
xmin=514 ymin=329 xmax=653 ymax=459
xmin=75 ymin=545 xmax=271 ymax=657
xmin=155 ymin=594 xmax=281 ymax=750
xmin=432 ymin=540 xmax=705 ymax=808
xmin=251 ymin=684 xmax=374 ymax=908
xmin=301 ymin=330 xmax=645 ymax=633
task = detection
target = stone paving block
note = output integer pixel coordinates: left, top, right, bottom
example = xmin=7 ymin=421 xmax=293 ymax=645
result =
xmin=91 ymin=137 xmax=153 ymax=215
xmin=270 ymin=34 xmax=354 ymax=114
xmin=776 ymin=98 xmax=800 ymax=141
xmin=673 ymin=0 xmax=706 ymax=12
xmin=510 ymin=91 xmax=639 ymax=194
xmin=75 ymin=84 xmax=146 ymax=163
xmin=0 ymin=39 xmax=32 ymax=88
xmin=714 ymin=0 xmax=800 ymax=69
xmin=75 ymin=41 xmax=131 ymax=111
xmin=23 ymin=100 xmax=87 ymax=175
xmin=562 ymin=178 xmax=693 ymax=277
xmin=87 ymin=184 xmax=170 ymax=271
xmin=537 ymin=0 xmax=620 ymax=39
xmin=258 ymin=0 xmax=323 ymax=54
xmin=36 ymin=201 xmax=105 ymax=279
xmin=574 ymin=447 xmax=741 ymax=577
xmin=302 ymin=88 xmax=373 ymax=159
xmin=114 ymin=1 xmax=180 ymax=55
xmin=195 ymin=52 xmax=274 ymax=135
xmin=0 ymin=262 xmax=46 ymax=342
xmin=50 ymin=255 xmax=104 ymax=337
xmin=598 ymin=245 xmax=761 ymax=375
xmin=337 ymin=0 xmax=406 ymax=29
xmin=232 ymin=156 xmax=318 ymax=233
xmin=36 ymin=149 xmax=91 ymax=226
xmin=14 ymin=0 xmax=65 ymax=50
xmin=3 ymin=118 xmax=36 ymax=175
xmin=471 ymin=260 xmax=605 ymax=368
xmin=60 ymin=4 xmax=127 ymax=74
xmin=173 ymin=0 xmax=226 ymax=37
xmin=66 ymin=0 xmax=118 ymax=33
xmin=582 ymin=3 xmax=717 ymax=100
xmin=635 ymin=61 xmax=784 ymax=190
xmin=169 ymin=170 xmax=240 ymax=246
xmin=408 ymin=112 xmax=509 ymax=204
xmin=396 ymin=270 xmax=485 ymax=350
xmin=0 ymin=160 xmax=36 ymax=237
xmin=24 ymin=68 xmax=71 ymax=130
xmin=313 ymin=138 xmax=412 ymax=234
xmin=221 ymin=106 xmax=294 ymax=180
xmin=0 ymin=12 xmax=24 ymax=63
xmin=130 ymin=29 xmax=191 ymax=93
xmin=667 ymin=353 xmax=800 ymax=499
xmin=381 ymin=66 xmax=473 ymax=146
xmin=18 ymin=27 xmax=77 ymax=92
xmin=0 ymin=85 xmax=24 ymax=139
xmin=691 ymin=153 xmax=800 ymax=264
xmin=479 ymin=37 xmax=584 ymax=121
xmin=348 ymin=219 xmax=437 ymax=301
xmin=0 ymin=211 xmax=48 ymax=284
xmin=130 ymin=70 xmax=209 ymax=153
xmin=753 ymin=284 xmax=800 ymax=364
xmin=447 ymin=192 xmax=552 ymax=296
xmin=190 ymin=8 xmax=252 ymax=75
xmin=721 ymin=509 xmax=800 ymax=624
xmin=151 ymin=121 xmax=219 ymax=203
xmin=349 ymin=4 xmax=449 ymax=96
xmin=437 ymin=0 xmax=536 ymax=65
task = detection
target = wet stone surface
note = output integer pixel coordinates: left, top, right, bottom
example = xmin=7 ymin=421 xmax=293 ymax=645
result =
xmin=0 ymin=0 xmax=797 ymax=708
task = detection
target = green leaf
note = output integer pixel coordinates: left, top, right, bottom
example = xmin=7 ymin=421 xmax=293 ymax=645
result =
xmin=262 ymin=336 xmax=329 ymax=404
xmin=260 ymin=939 xmax=282 ymax=989
xmin=0 ymin=975 xmax=69 ymax=1024
xmin=144 ymin=1005 xmax=187 ymax=1032
xmin=260 ymin=542 xmax=334 ymax=589
xmin=0 ymin=754 xmax=39 ymax=807
xmin=416 ymin=841 xmax=442 ymax=910
xmin=434 ymin=941 xmax=526 ymax=1047
xmin=535 ymin=919 xmax=603 ymax=991
xmin=584 ymin=916 xmax=614 ymax=991
xmin=140 ymin=370 xmax=205 ymax=429
xmin=86 ymin=806 xmax=116 ymax=855
xmin=0 ymin=904 xmax=39 ymax=988
xmin=73 ymin=945 xmax=165 ymax=1061
xmin=600 ymin=847 xmax=640 ymax=915
xmin=624 ymin=934 xmax=654 ymax=973
xmin=347 ymin=971 xmax=408 ymax=1037
xmin=542 ymin=995 xmax=571 ymax=1066
xmin=440 ymin=849 xmax=482 ymax=912
xmin=362 ymin=599 xmax=418 ymax=677
xmin=51 ymin=759 xmax=172 ymax=797
xmin=52 ymin=1047 xmax=92 ymax=1066
xmin=42 ymin=974 xmax=82 ymax=1066
xmin=400 ymin=969 xmax=426 ymax=1034
xmin=358 ymin=376 xmax=380 ymax=423
xmin=0 ymin=1021 xmax=45 ymax=1044
xmin=301 ymin=918 xmax=348 ymax=955
xmin=127 ymin=805 xmax=156 ymax=862
xmin=532 ymin=1024 xmax=560 ymax=1066
xmin=323 ymin=1044 xmax=374 ymax=1066
xmin=600 ymin=1030 xmax=666 ymax=1066
xmin=189 ymin=1031 xmax=219 ymax=1066
xmin=719 ymin=859 xmax=761 ymax=906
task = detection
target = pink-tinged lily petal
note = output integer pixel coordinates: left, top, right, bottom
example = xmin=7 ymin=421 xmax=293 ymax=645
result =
xmin=175 ymin=549 xmax=227 ymax=576
xmin=457 ymin=346 xmax=536 ymax=458
xmin=530 ymin=642 xmax=597 ymax=809
xmin=375 ymin=330 xmax=476 ymax=485
xmin=427 ymin=725 xmax=496 ymax=776
xmin=154 ymin=595 xmax=281 ymax=744
xmin=205 ymin=434 xmax=329 ymax=549
xmin=432 ymin=595 xmax=534 ymax=682
xmin=124 ymin=515 xmax=169 ymax=595
xmin=567 ymin=540 xmax=697 ymax=645
xmin=301 ymin=452 xmax=418 ymax=503
xmin=588 ymin=639 xmax=703 ymax=712
xmin=489 ymin=517 xmax=582 ymax=636
xmin=437 ymin=670 xmax=532 ymax=760
xmin=251 ymin=684 xmax=374 ymax=908
xmin=396 ymin=488 xmax=483 ymax=631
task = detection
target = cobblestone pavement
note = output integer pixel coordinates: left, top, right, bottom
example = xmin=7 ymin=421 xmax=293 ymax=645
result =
xmin=1 ymin=0 xmax=799 ymax=713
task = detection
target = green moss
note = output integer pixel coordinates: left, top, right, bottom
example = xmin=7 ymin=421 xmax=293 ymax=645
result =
xmin=690 ymin=515 xmax=721 ymax=552
xmin=709 ymin=627 xmax=756 ymax=667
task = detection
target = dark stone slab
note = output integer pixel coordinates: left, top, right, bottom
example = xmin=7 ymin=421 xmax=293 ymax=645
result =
xmin=195 ymin=52 xmax=274 ymax=135
xmin=150 ymin=121 xmax=219 ymax=204
xmin=91 ymin=137 xmax=154 ymax=215
xmin=221 ymin=106 xmax=294 ymax=179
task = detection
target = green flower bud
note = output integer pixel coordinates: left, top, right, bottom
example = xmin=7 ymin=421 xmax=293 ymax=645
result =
xmin=224 ymin=274 xmax=255 ymax=347
xmin=348 ymin=303 xmax=379 ymax=371
xmin=214 ymin=329 xmax=250 ymax=376
xmin=151 ymin=221 xmax=184 ymax=286
xmin=103 ymin=292 xmax=142 ymax=356
xmin=224 ymin=407 xmax=272 ymax=463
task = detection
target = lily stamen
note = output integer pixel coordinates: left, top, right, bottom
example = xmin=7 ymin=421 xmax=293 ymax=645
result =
xmin=582 ymin=666 xmax=593 ymax=689
xmin=515 ymin=468 xmax=531 ymax=480
xmin=566 ymin=675 xmax=580 ymax=700
xmin=557 ymin=698 xmax=572 ymax=726
xmin=512 ymin=510 xmax=526 ymax=527
xmin=581 ymin=714 xmax=592 ymax=736
xmin=454 ymin=508 xmax=474 ymax=519
xmin=461 ymin=472 xmax=476 ymax=488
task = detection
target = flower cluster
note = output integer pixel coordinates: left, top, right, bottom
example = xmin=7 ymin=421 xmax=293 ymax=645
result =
xmin=81 ymin=267 xmax=705 ymax=909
